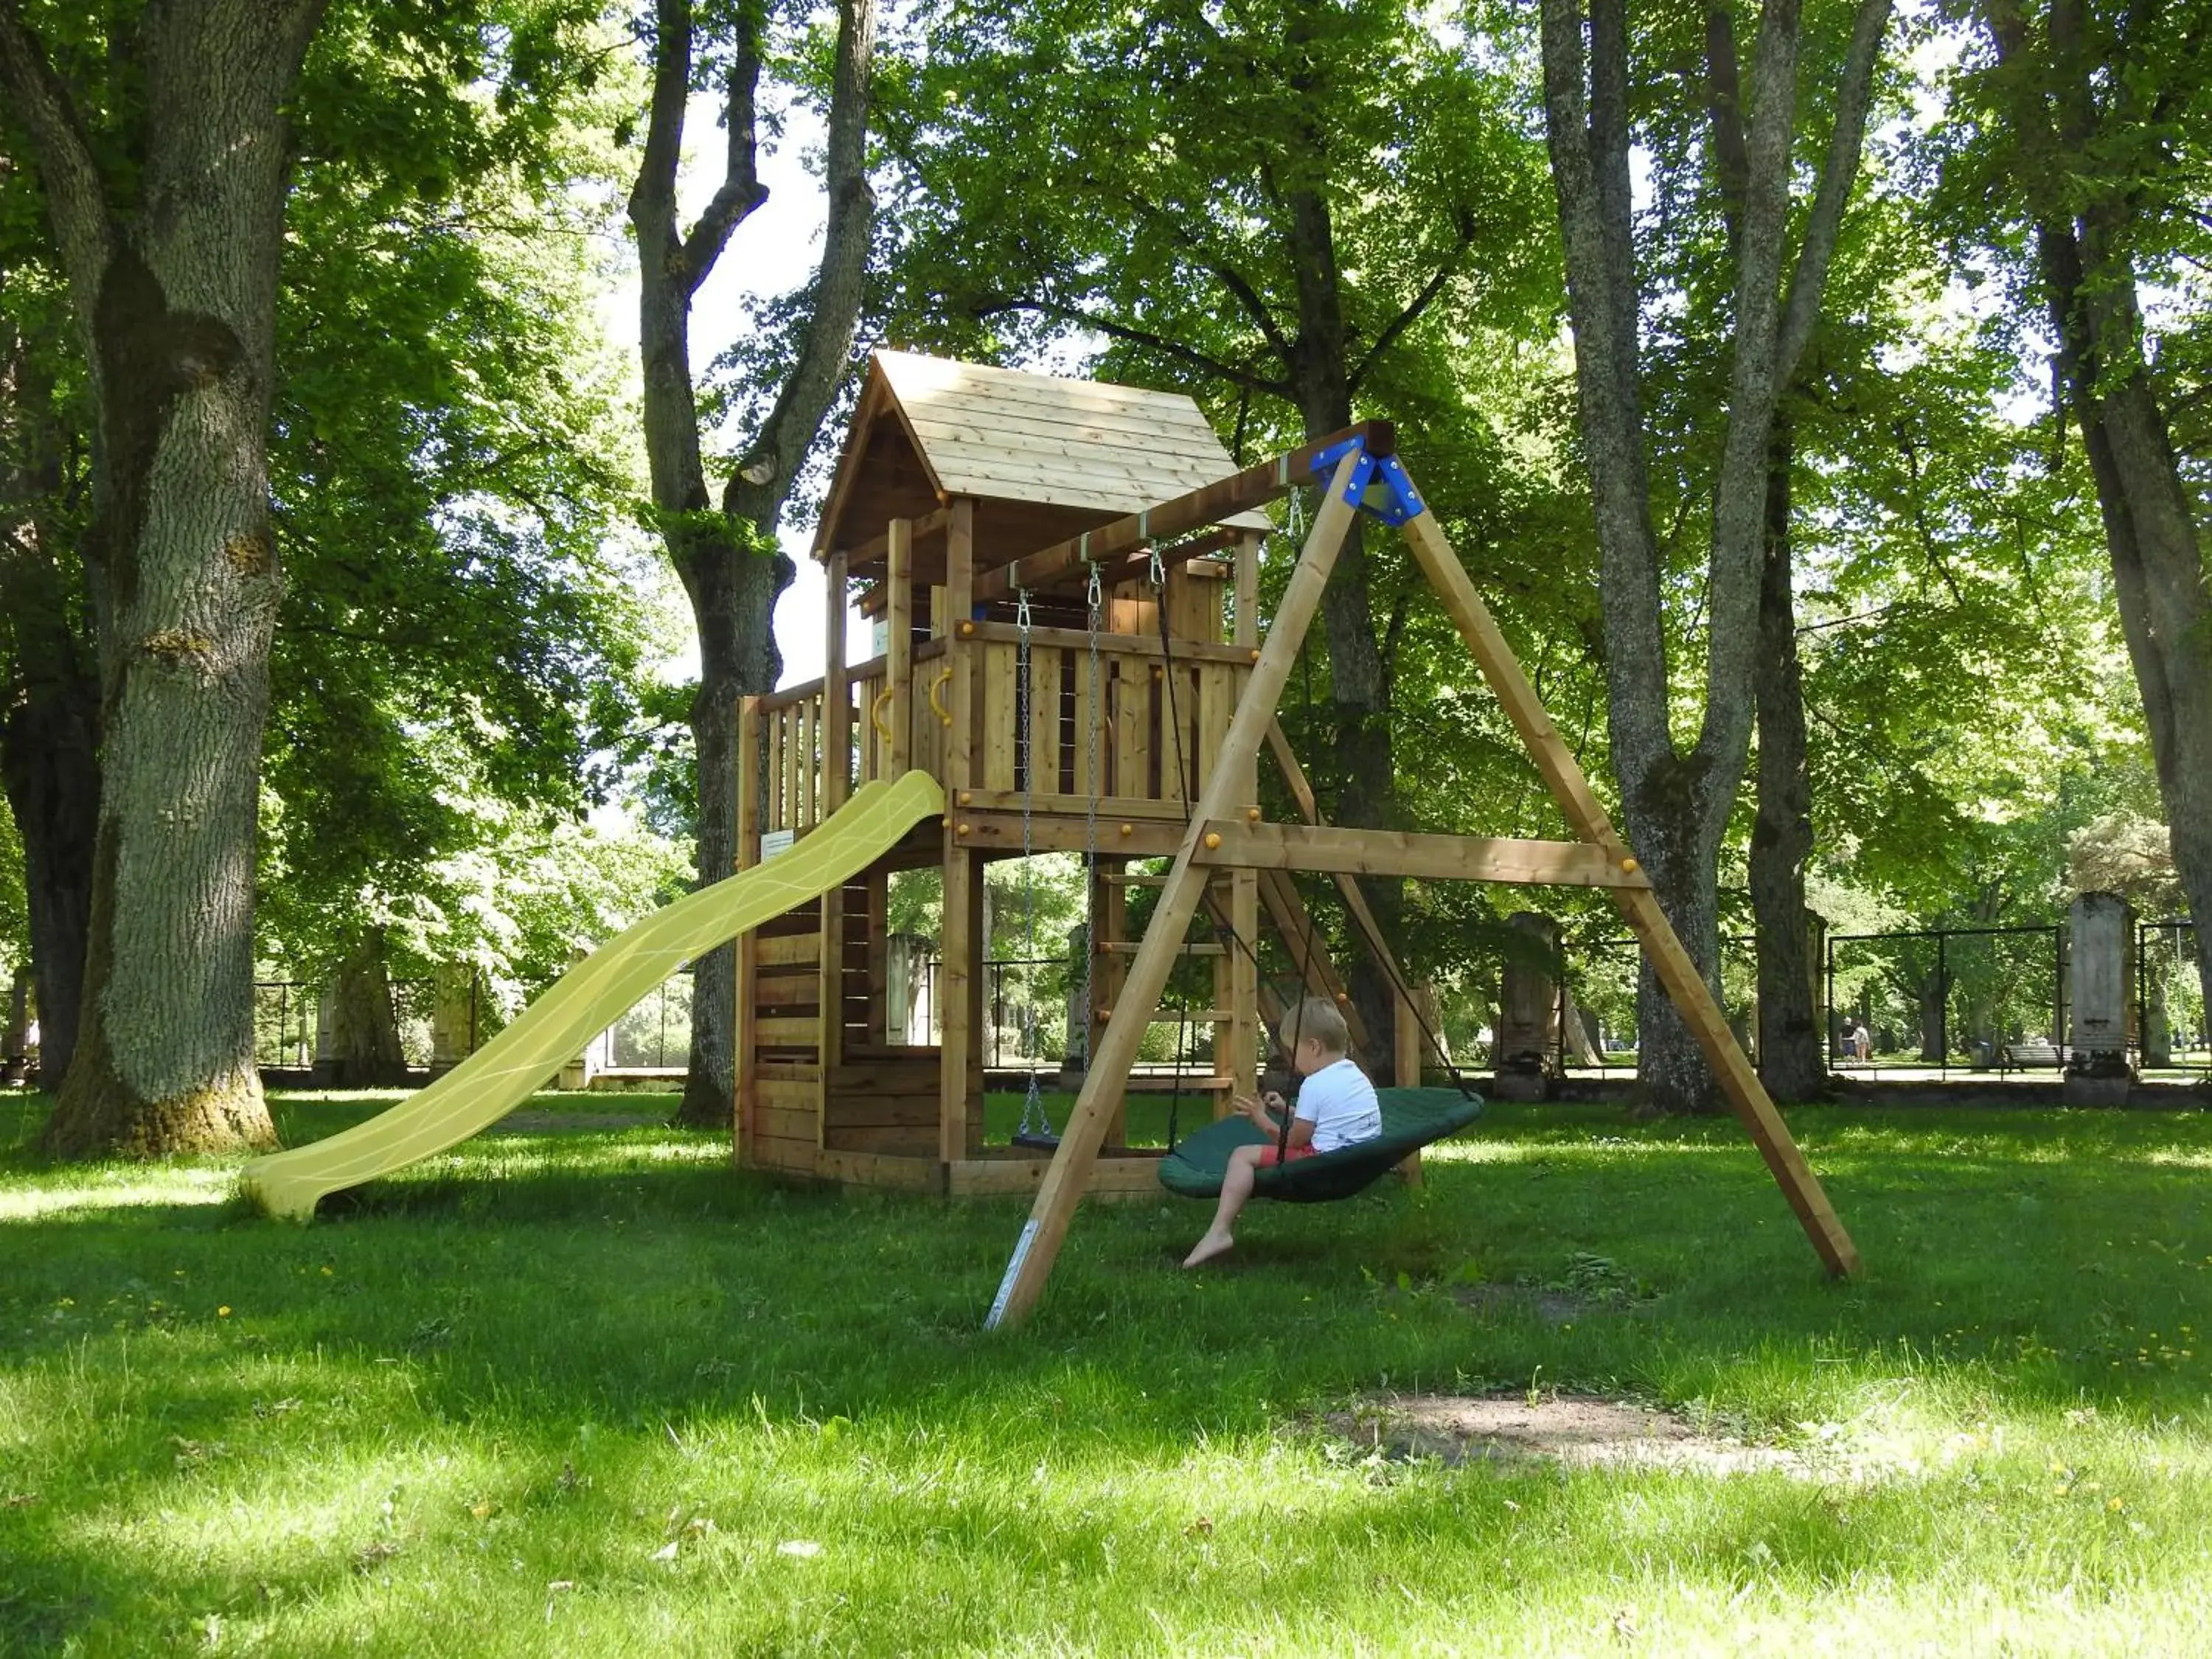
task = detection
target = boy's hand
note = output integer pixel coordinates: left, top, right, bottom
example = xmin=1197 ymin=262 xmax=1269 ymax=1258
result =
xmin=1231 ymin=1093 xmax=1270 ymax=1124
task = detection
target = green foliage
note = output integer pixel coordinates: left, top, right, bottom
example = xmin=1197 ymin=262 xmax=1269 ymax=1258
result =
xmin=0 ymin=794 xmax=26 ymax=978
xmin=254 ymin=0 xmax=679 ymax=982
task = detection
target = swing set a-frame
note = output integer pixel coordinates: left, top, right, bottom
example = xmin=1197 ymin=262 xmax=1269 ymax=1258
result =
xmin=734 ymin=350 xmax=1858 ymax=1332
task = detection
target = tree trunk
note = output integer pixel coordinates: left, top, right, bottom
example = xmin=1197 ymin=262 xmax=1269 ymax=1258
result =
xmin=0 ymin=307 xmax=100 ymax=1093
xmin=1748 ymin=417 xmax=1825 ymax=1101
xmin=327 ymin=927 xmax=407 ymax=1086
xmin=1917 ymin=968 xmax=1945 ymax=1062
xmin=1539 ymin=0 xmax=1890 ymax=1113
xmin=2 ymin=0 xmax=325 ymax=1158
xmin=2040 ymin=242 xmax=2212 ymax=1047
xmin=627 ymin=0 xmax=877 ymax=1130
xmin=0 ymin=670 xmax=99 ymax=1093
xmin=1284 ymin=176 xmax=1399 ymax=1072
xmin=1983 ymin=0 xmax=2212 ymax=1083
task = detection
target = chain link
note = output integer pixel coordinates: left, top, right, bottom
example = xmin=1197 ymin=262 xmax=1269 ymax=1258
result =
xmin=1079 ymin=561 xmax=1103 ymax=1078
xmin=1015 ymin=587 xmax=1049 ymax=1140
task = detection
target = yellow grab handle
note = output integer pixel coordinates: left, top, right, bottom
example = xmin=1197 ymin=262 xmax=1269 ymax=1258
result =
xmin=929 ymin=667 xmax=953 ymax=727
xmin=870 ymin=687 xmax=897 ymax=740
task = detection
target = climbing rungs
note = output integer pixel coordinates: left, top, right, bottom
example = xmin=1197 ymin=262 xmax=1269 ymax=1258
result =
xmin=1099 ymin=1006 xmax=1236 ymax=1023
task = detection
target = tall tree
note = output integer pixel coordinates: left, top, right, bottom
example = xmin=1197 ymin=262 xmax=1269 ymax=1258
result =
xmin=627 ymin=0 xmax=878 ymax=1127
xmin=1961 ymin=0 xmax=2212 ymax=1022
xmin=0 ymin=196 xmax=98 ymax=1094
xmin=0 ymin=0 xmax=326 ymax=1155
xmin=1537 ymin=0 xmax=1891 ymax=1108
xmin=886 ymin=0 xmax=1554 ymax=1054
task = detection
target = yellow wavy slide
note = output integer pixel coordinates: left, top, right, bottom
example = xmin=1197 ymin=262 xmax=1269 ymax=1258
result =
xmin=241 ymin=771 xmax=945 ymax=1220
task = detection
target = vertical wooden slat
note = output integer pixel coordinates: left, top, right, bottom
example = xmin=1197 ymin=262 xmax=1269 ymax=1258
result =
xmin=1195 ymin=662 xmax=1229 ymax=790
xmin=1029 ymin=647 xmax=1062 ymax=796
xmin=734 ymin=695 xmax=762 ymax=1167
xmin=783 ymin=706 xmax=801 ymax=831
xmin=1113 ymin=659 xmax=1152 ymax=800
xmin=1071 ymin=647 xmax=1097 ymax=797
xmin=987 ymin=450 xmax=1366 ymax=1329
xmin=984 ymin=642 xmax=1018 ymax=791
xmin=825 ymin=552 xmax=850 ymax=813
xmin=865 ymin=867 xmax=889 ymax=1040
xmin=799 ymin=695 xmax=817 ymax=829
xmin=888 ymin=519 xmax=913 ymax=777
xmin=940 ymin=498 xmax=977 ymax=1164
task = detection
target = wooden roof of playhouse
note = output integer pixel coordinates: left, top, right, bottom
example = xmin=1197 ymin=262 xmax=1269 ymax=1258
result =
xmin=813 ymin=351 xmax=1268 ymax=590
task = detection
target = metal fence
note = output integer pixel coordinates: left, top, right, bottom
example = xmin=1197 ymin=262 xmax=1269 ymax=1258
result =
xmin=2136 ymin=919 xmax=2208 ymax=1074
xmin=1825 ymin=925 xmax=2065 ymax=1074
xmin=607 ymin=974 xmax=692 ymax=1069
xmin=252 ymin=975 xmax=473 ymax=1072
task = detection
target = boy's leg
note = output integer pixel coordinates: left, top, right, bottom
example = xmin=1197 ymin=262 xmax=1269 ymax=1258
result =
xmin=1183 ymin=1144 xmax=1263 ymax=1267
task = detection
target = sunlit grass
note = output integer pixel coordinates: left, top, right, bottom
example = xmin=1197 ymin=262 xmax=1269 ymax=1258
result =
xmin=6 ymin=1084 xmax=2212 ymax=1652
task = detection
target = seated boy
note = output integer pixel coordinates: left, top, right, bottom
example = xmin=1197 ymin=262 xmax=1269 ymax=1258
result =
xmin=1181 ymin=995 xmax=1381 ymax=1268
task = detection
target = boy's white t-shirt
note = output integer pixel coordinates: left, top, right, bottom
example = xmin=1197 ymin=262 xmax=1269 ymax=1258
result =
xmin=1293 ymin=1057 xmax=1382 ymax=1152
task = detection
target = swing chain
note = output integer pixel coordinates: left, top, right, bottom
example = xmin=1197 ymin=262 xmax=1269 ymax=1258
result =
xmin=1146 ymin=542 xmax=1165 ymax=590
xmin=1078 ymin=561 xmax=1103 ymax=1077
xmin=1014 ymin=586 xmax=1051 ymax=1143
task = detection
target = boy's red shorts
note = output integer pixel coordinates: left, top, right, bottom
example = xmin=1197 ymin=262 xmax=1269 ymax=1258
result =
xmin=1256 ymin=1143 xmax=1319 ymax=1166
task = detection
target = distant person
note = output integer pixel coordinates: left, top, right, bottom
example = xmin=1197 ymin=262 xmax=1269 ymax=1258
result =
xmin=1840 ymin=1020 xmax=1862 ymax=1062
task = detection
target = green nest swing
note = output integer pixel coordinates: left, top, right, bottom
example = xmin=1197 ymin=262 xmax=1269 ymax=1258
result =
xmin=1155 ymin=1085 xmax=1484 ymax=1205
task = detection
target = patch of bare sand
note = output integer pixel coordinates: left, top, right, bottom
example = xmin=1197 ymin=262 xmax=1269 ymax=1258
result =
xmin=1323 ymin=1394 xmax=1799 ymax=1475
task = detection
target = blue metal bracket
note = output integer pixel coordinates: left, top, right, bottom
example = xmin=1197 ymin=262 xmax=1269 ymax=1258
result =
xmin=1305 ymin=439 xmax=1426 ymax=525
xmin=1360 ymin=456 xmax=1425 ymax=526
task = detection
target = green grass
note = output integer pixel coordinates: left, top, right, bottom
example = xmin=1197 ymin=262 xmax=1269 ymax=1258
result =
xmin=6 ymin=1086 xmax=2212 ymax=1655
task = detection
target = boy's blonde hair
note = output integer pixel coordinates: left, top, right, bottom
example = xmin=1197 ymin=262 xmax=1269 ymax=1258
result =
xmin=1277 ymin=995 xmax=1351 ymax=1057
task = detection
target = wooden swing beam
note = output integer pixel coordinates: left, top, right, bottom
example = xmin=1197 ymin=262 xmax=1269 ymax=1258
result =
xmin=984 ymin=440 xmax=1861 ymax=1331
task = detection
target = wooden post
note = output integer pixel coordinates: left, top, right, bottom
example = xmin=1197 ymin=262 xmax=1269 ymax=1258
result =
xmin=940 ymin=499 xmax=978 ymax=1163
xmin=1092 ymin=858 xmax=1129 ymax=1144
xmin=888 ymin=518 xmax=914 ymax=776
xmin=986 ymin=449 xmax=1366 ymax=1329
xmin=1395 ymin=493 xmax=1860 ymax=1279
xmin=734 ymin=695 xmax=763 ymax=1168
xmin=824 ymin=552 xmax=851 ymax=813
xmin=1229 ymin=530 xmax=1262 ymax=1107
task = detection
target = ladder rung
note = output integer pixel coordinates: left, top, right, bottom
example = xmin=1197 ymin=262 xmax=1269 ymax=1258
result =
xmin=1100 ymin=941 xmax=1225 ymax=956
xmin=1098 ymin=871 xmax=1230 ymax=888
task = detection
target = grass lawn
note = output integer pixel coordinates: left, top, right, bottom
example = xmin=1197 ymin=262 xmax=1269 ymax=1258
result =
xmin=5 ymin=1086 xmax=2212 ymax=1655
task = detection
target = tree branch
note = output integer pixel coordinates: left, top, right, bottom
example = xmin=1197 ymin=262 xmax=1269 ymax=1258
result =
xmin=1114 ymin=187 xmax=1294 ymax=361
xmin=678 ymin=0 xmax=771 ymax=296
xmin=1700 ymin=1 xmax=1751 ymax=251
xmin=725 ymin=0 xmax=879 ymax=524
xmin=1774 ymin=0 xmax=1893 ymax=380
xmin=0 ymin=3 xmax=117 ymax=303
xmin=1349 ymin=209 xmax=1478 ymax=392
xmin=972 ymin=296 xmax=1295 ymax=398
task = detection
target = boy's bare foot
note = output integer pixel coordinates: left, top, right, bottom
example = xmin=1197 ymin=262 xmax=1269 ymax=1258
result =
xmin=1182 ymin=1231 xmax=1234 ymax=1268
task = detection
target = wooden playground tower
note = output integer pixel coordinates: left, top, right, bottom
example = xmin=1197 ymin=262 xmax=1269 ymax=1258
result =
xmin=732 ymin=350 xmax=1859 ymax=1327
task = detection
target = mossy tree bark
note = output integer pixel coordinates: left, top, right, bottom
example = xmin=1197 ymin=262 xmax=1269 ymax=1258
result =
xmin=0 ymin=0 xmax=326 ymax=1156
xmin=627 ymin=0 xmax=877 ymax=1128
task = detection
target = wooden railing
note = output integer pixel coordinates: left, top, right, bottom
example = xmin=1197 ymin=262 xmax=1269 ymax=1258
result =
xmin=753 ymin=628 xmax=1248 ymax=835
